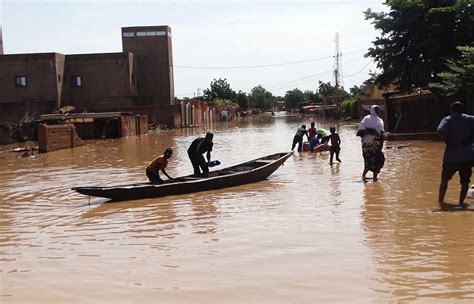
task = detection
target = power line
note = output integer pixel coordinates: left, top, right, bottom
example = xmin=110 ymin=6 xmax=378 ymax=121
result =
xmin=173 ymin=48 xmax=367 ymax=69
xmin=342 ymin=60 xmax=373 ymax=77
xmin=242 ymin=55 xmax=369 ymax=91
xmin=174 ymin=56 xmax=373 ymax=96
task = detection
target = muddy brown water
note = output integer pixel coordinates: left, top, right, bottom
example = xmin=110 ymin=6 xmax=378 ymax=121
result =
xmin=1 ymin=114 xmax=473 ymax=303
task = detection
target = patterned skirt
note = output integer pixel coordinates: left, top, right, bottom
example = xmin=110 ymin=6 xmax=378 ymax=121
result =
xmin=362 ymin=141 xmax=385 ymax=173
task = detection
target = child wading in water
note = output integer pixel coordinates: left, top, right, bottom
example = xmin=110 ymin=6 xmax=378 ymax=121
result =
xmin=329 ymin=127 xmax=341 ymax=164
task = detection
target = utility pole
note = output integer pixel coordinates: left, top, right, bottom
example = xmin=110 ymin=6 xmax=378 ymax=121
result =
xmin=333 ymin=33 xmax=343 ymax=90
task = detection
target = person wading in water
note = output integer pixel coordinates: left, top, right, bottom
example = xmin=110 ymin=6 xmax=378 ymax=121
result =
xmin=291 ymin=125 xmax=309 ymax=152
xmin=437 ymin=101 xmax=474 ymax=208
xmin=357 ymin=105 xmax=385 ymax=181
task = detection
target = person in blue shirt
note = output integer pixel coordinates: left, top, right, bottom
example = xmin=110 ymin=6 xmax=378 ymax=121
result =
xmin=309 ymin=134 xmax=321 ymax=152
xmin=437 ymin=101 xmax=474 ymax=208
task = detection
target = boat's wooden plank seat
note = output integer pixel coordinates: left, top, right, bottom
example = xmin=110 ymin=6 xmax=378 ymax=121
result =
xmin=255 ymin=159 xmax=273 ymax=163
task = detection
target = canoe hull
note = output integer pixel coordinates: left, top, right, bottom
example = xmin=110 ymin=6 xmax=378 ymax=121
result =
xmin=72 ymin=152 xmax=293 ymax=201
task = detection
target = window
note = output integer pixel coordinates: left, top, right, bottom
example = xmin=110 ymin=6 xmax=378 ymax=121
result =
xmin=72 ymin=76 xmax=82 ymax=87
xmin=136 ymin=31 xmax=166 ymax=37
xmin=122 ymin=32 xmax=135 ymax=38
xmin=15 ymin=76 xmax=27 ymax=87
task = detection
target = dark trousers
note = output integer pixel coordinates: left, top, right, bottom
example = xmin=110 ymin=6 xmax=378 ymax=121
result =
xmin=441 ymin=161 xmax=472 ymax=184
xmin=146 ymin=169 xmax=163 ymax=183
xmin=188 ymin=152 xmax=209 ymax=176
xmin=292 ymin=135 xmax=303 ymax=152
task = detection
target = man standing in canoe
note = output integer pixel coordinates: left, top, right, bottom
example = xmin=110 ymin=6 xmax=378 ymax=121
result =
xmin=188 ymin=132 xmax=214 ymax=177
xmin=146 ymin=148 xmax=174 ymax=183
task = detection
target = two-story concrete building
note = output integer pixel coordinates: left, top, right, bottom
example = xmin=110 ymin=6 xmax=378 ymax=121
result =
xmin=0 ymin=25 xmax=174 ymax=123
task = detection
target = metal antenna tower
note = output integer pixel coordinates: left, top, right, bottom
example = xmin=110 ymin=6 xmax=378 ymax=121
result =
xmin=333 ymin=33 xmax=343 ymax=89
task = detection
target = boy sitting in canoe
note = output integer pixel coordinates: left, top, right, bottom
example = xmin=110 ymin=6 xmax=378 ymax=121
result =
xmin=146 ymin=148 xmax=175 ymax=183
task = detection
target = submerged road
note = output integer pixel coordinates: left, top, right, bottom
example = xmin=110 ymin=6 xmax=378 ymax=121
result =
xmin=1 ymin=114 xmax=473 ymax=302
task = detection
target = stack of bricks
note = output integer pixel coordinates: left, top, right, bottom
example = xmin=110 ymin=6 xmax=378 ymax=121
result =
xmin=38 ymin=124 xmax=84 ymax=153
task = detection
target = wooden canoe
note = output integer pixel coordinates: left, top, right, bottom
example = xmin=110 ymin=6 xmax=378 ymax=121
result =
xmin=72 ymin=151 xmax=293 ymax=201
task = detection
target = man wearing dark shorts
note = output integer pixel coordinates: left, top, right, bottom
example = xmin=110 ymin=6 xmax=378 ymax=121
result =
xmin=437 ymin=101 xmax=474 ymax=207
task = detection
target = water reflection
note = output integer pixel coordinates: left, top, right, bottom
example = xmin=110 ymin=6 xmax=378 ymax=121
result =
xmin=361 ymin=142 xmax=474 ymax=301
xmin=0 ymin=115 xmax=473 ymax=302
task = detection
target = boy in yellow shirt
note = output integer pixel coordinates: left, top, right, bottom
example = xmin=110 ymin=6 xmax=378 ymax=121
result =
xmin=146 ymin=148 xmax=174 ymax=183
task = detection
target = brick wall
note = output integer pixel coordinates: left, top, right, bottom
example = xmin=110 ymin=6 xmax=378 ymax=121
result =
xmin=136 ymin=115 xmax=148 ymax=135
xmin=120 ymin=115 xmax=136 ymax=137
xmin=38 ymin=124 xmax=83 ymax=153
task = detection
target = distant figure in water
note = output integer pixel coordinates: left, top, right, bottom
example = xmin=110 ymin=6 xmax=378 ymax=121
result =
xmin=188 ymin=132 xmax=214 ymax=176
xmin=357 ymin=105 xmax=385 ymax=181
xmin=146 ymin=148 xmax=174 ymax=183
xmin=328 ymin=126 xmax=341 ymax=164
xmin=437 ymin=101 xmax=474 ymax=208
xmin=291 ymin=124 xmax=309 ymax=152
xmin=308 ymin=122 xmax=317 ymax=141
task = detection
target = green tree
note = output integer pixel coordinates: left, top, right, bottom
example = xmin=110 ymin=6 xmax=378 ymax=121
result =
xmin=341 ymin=99 xmax=353 ymax=117
xmin=249 ymin=85 xmax=273 ymax=109
xmin=365 ymin=1 xmax=474 ymax=92
xmin=349 ymin=85 xmax=367 ymax=99
xmin=284 ymin=88 xmax=305 ymax=109
xmin=210 ymin=98 xmax=238 ymax=110
xmin=430 ymin=46 xmax=474 ymax=110
xmin=303 ymin=90 xmax=319 ymax=103
xmin=202 ymin=78 xmax=237 ymax=102
xmin=236 ymin=90 xmax=249 ymax=110
xmin=316 ymin=81 xmax=348 ymax=102
xmin=430 ymin=46 xmax=474 ymax=97
xmin=341 ymin=98 xmax=360 ymax=119
xmin=317 ymin=81 xmax=338 ymax=97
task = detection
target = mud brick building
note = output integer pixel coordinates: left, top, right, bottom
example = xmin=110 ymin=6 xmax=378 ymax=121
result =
xmin=0 ymin=26 xmax=175 ymax=123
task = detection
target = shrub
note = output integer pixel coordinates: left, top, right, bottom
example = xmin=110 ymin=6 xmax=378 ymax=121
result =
xmin=350 ymin=98 xmax=360 ymax=118
xmin=341 ymin=99 xmax=353 ymax=117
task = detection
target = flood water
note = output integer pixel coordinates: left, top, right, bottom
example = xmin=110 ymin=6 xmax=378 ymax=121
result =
xmin=1 ymin=114 xmax=473 ymax=303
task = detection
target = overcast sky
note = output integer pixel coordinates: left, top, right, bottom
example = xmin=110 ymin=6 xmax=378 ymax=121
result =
xmin=1 ymin=0 xmax=386 ymax=97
